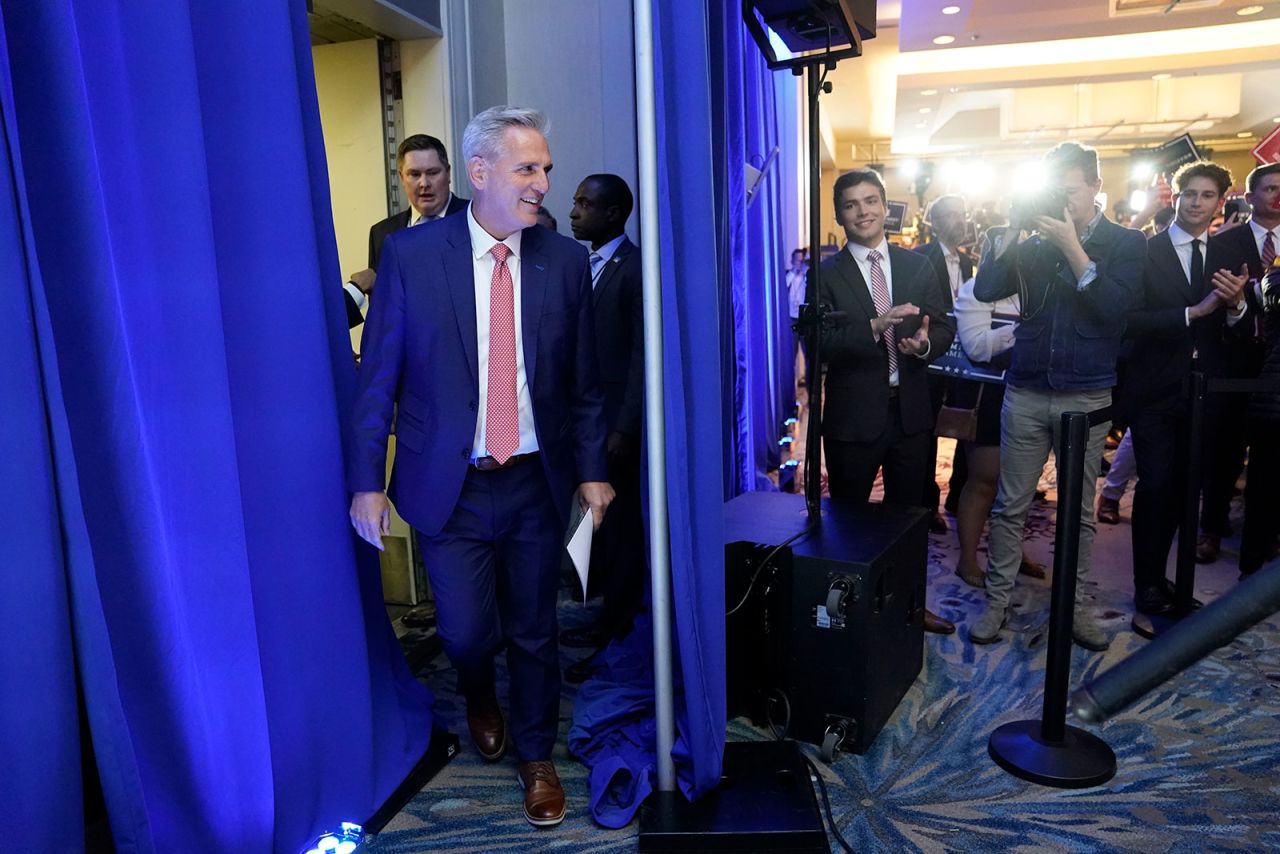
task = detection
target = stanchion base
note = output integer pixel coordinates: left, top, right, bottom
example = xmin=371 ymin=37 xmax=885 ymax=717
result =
xmin=1131 ymin=598 xmax=1203 ymax=640
xmin=988 ymin=720 xmax=1116 ymax=788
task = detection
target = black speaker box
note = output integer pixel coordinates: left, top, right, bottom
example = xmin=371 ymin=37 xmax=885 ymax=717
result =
xmin=725 ymin=492 xmax=927 ymax=755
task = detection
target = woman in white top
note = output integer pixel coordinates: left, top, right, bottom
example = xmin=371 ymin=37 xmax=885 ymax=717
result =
xmin=950 ymin=272 xmax=1045 ymax=587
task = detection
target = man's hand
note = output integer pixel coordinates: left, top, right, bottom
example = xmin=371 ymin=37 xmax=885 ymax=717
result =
xmin=1188 ymin=266 xmax=1248 ymax=321
xmin=349 ymin=268 xmax=376 ymax=295
xmin=1211 ymin=265 xmax=1248 ymax=304
xmin=897 ymin=314 xmax=931 ymax=357
xmin=577 ymin=481 xmax=616 ymax=530
xmin=1032 ymin=210 xmax=1083 ymax=254
xmin=350 ymin=490 xmax=391 ymax=550
xmin=1188 ymin=289 xmax=1223 ymax=322
xmin=1033 ymin=209 xmax=1091 ymax=278
xmin=607 ymin=431 xmax=638 ymax=459
xmin=871 ymin=303 xmax=920 ymax=339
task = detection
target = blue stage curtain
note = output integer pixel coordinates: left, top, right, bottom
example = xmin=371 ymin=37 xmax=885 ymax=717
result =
xmin=709 ymin=3 xmax=802 ymax=496
xmin=0 ymin=16 xmax=85 ymax=849
xmin=568 ymin=0 xmax=727 ymax=827
xmin=0 ymin=2 xmax=433 ymax=851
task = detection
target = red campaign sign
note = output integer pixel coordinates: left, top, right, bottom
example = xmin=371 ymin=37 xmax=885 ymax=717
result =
xmin=1253 ymin=124 xmax=1280 ymax=165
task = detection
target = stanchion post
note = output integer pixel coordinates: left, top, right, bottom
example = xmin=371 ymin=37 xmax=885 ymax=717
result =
xmin=1173 ymin=371 xmax=1206 ymax=615
xmin=1039 ymin=411 xmax=1089 ymax=743
xmin=987 ymin=410 xmax=1116 ymax=788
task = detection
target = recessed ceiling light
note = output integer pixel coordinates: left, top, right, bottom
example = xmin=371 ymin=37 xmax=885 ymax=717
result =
xmin=933 ymin=35 xmax=956 ymax=45
xmin=915 ymin=121 xmax=928 ymax=128
xmin=1237 ymin=131 xmax=1253 ymax=138
xmin=949 ymin=86 xmax=961 ymax=93
xmin=1237 ymin=5 xmax=1264 ymax=16
xmin=1273 ymin=116 xmax=1280 ymax=123
xmin=1151 ymin=73 xmax=1171 ymax=80
xmin=919 ymin=107 xmax=933 ymax=114
xmin=921 ymin=88 xmax=938 ymax=96
xmin=942 ymin=4 xmax=961 ymax=13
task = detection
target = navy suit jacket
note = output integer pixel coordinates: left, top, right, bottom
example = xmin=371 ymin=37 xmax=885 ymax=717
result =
xmin=346 ymin=211 xmax=608 ymax=536
xmin=817 ymin=244 xmax=955 ymax=443
xmin=345 ymin=194 xmax=471 ymax=330
xmin=592 ymin=236 xmax=645 ymax=436
xmin=1119 ymin=229 xmax=1233 ymax=414
xmin=368 ymin=193 xmax=469 ymax=271
xmin=1208 ymin=222 xmax=1267 ymax=377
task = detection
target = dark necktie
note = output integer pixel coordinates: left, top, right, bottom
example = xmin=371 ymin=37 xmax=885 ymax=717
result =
xmin=1190 ymin=238 xmax=1203 ymax=292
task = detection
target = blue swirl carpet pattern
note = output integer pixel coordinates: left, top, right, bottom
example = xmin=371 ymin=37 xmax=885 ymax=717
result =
xmin=366 ymin=472 xmax=1280 ymax=853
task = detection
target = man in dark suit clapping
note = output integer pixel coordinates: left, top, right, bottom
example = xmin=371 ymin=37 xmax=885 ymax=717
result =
xmin=818 ymin=168 xmax=957 ymax=634
xmin=1121 ymin=161 xmax=1248 ymax=615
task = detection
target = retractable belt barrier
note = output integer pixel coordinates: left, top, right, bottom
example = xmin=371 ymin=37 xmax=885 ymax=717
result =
xmin=987 ymin=407 xmax=1118 ymax=788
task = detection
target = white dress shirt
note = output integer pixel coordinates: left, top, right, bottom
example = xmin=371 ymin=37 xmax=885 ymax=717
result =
xmin=848 ymin=238 xmax=908 ymax=385
xmin=1166 ymin=222 xmax=1246 ymax=327
xmin=467 ymin=207 xmax=539 ymax=461
xmin=409 ymin=194 xmax=456 ymax=227
xmin=940 ymin=242 xmax=962 ymax=303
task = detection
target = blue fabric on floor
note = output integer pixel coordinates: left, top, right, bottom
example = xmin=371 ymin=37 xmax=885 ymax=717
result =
xmin=0 ymin=2 xmax=433 ymax=850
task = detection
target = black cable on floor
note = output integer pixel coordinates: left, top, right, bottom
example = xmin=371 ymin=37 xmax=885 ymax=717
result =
xmin=804 ymin=755 xmax=855 ymax=854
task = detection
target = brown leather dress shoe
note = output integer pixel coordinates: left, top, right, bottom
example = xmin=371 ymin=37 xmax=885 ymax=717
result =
xmin=517 ymin=760 xmax=566 ymax=827
xmin=923 ymin=608 xmax=955 ymax=635
xmin=466 ymin=694 xmax=506 ymax=762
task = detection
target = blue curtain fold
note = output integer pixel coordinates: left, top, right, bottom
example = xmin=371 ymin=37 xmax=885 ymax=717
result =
xmin=0 ymin=1 xmax=433 ymax=851
xmin=710 ymin=3 xmax=801 ymax=496
xmin=568 ymin=0 xmax=728 ymax=827
xmin=0 ymin=13 xmax=84 ymax=848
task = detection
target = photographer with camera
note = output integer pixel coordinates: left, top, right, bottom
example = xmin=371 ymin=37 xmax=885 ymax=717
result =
xmin=967 ymin=141 xmax=1146 ymax=650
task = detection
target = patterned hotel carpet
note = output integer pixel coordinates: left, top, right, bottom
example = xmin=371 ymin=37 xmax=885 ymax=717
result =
xmin=366 ymin=465 xmax=1280 ymax=853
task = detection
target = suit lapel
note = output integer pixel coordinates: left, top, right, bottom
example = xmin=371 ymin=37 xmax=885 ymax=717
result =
xmin=833 ymin=247 xmax=877 ymax=321
xmin=444 ymin=217 xmax=479 ymax=389
xmin=1150 ymin=232 xmax=1194 ymax=301
xmin=520 ymin=225 xmax=549 ymax=386
xmin=887 ymin=245 xmax=916 ymax=305
xmin=593 ymin=237 xmax=631 ymax=306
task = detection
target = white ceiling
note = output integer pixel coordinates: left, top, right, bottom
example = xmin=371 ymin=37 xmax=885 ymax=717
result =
xmin=825 ymin=0 xmax=1280 ymax=164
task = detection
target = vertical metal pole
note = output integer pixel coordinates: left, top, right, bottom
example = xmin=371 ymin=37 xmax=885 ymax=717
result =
xmin=802 ymin=62 xmax=824 ymax=523
xmin=632 ymin=0 xmax=675 ymax=793
xmin=1174 ymin=371 xmax=1206 ymax=614
xmin=1040 ymin=411 xmax=1089 ymax=743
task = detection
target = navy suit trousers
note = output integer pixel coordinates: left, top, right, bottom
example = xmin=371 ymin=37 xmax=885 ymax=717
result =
xmin=417 ymin=461 xmax=563 ymax=762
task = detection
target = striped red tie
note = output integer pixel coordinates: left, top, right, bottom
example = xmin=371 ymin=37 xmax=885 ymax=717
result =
xmin=868 ymin=249 xmax=897 ymax=380
xmin=486 ymin=244 xmax=519 ymax=464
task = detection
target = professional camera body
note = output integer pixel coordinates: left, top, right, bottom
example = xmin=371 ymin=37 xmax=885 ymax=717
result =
xmin=1011 ymin=187 xmax=1068 ymax=223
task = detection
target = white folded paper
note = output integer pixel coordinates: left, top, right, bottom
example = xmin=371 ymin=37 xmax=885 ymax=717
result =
xmin=565 ymin=501 xmax=593 ymax=601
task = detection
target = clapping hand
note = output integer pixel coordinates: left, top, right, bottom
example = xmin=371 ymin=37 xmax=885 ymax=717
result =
xmin=897 ymin=314 xmax=931 ymax=357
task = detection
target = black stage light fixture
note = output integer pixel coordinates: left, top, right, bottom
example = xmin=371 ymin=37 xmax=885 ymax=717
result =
xmin=744 ymin=0 xmax=877 ymax=71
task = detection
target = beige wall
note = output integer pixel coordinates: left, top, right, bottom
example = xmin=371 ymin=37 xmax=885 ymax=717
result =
xmin=312 ymin=40 xmax=384 ymax=279
xmin=400 ymin=37 xmax=455 ymax=182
